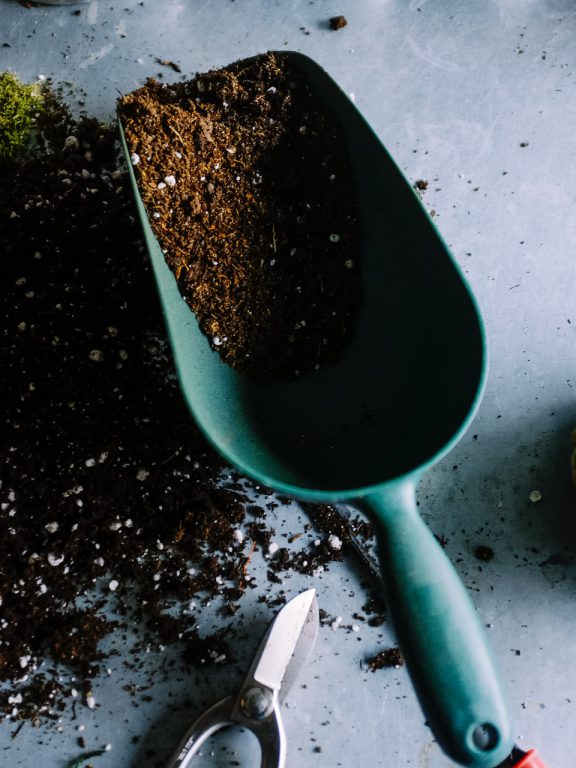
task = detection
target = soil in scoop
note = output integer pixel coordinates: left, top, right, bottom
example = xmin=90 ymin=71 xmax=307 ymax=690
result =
xmin=118 ymin=52 xmax=361 ymax=379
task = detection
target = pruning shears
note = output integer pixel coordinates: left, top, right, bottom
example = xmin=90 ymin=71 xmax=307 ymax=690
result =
xmin=166 ymin=588 xmax=319 ymax=768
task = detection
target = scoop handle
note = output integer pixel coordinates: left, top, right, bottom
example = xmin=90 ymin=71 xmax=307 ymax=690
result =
xmin=359 ymin=480 xmax=512 ymax=767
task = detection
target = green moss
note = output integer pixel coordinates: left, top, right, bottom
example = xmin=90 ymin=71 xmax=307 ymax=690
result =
xmin=0 ymin=72 xmax=46 ymax=161
xmin=67 ymin=750 xmax=107 ymax=767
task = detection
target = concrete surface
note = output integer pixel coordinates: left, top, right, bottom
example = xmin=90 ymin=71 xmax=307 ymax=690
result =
xmin=2 ymin=1 xmax=575 ymax=766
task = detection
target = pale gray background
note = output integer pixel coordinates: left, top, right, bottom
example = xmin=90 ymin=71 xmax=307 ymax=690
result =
xmin=2 ymin=1 xmax=575 ymax=766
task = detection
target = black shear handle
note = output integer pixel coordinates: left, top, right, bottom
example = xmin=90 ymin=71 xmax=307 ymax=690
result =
xmin=165 ymin=693 xmax=286 ymax=768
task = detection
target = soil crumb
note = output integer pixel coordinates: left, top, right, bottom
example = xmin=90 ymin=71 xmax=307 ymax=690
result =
xmin=474 ymin=545 xmax=495 ymax=562
xmin=329 ymin=15 xmax=348 ymax=31
xmin=366 ymin=647 xmax=404 ymax=671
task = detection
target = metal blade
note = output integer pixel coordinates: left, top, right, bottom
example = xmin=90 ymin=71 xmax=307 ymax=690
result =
xmin=252 ymin=588 xmax=318 ymax=694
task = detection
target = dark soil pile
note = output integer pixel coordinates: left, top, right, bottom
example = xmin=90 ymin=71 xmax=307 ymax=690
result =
xmin=118 ymin=51 xmax=361 ymax=379
xmin=0 ymin=84 xmax=375 ymax=724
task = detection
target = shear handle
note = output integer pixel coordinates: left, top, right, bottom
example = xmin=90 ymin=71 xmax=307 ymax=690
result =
xmin=166 ymin=692 xmax=286 ymax=768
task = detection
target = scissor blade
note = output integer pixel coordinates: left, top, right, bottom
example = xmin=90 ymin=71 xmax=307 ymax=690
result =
xmin=252 ymin=588 xmax=318 ymax=693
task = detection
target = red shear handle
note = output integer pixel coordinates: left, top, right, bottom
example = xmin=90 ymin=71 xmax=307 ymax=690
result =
xmin=515 ymin=750 xmax=549 ymax=768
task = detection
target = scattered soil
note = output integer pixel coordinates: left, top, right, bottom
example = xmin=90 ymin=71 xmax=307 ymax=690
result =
xmin=118 ymin=51 xmax=361 ymax=379
xmin=0 ymin=82 xmax=370 ymax=724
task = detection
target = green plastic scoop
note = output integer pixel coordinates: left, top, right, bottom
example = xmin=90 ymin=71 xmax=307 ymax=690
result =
xmin=119 ymin=52 xmax=512 ymax=767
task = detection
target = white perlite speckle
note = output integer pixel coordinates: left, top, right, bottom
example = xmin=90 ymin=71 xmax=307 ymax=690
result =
xmin=130 ymin=153 xmax=140 ymax=165
xmin=136 ymin=468 xmax=149 ymax=481
xmin=19 ymin=656 xmax=30 ymax=669
xmin=86 ymin=693 xmax=96 ymax=710
xmin=157 ymin=181 xmax=167 ymax=190
xmin=85 ymin=458 xmax=96 ymax=467
xmin=529 ymin=490 xmax=542 ymax=503
xmin=109 ymin=580 xmax=119 ymax=592
xmin=108 ymin=521 xmax=122 ymax=531
xmin=62 ymin=484 xmax=83 ymax=498
xmin=328 ymin=534 xmax=343 ymax=551
xmin=331 ymin=616 xmax=343 ymax=630
xmin=164 ymin=175 xmax=176 ymax=187
xmin=48 ymin=553 xmax=65 ymax=567
xmin=64 ymin=135 xmax=79 ymax=149
xmin=232 ymin=528 xmax=244 ymax=544
xmin=45 ymin=521 xmax=59 ymax=534
xmin=329 ymin=233 xmax=340 ymax=242
xmin=268 ymin=542 xmax=279 ymax=555
xmin=89 ymin=349 xmax=104 ymax=362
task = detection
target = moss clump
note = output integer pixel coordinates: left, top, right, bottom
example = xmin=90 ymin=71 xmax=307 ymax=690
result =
xmin=0 ymin=72 xmax=46 ymax=161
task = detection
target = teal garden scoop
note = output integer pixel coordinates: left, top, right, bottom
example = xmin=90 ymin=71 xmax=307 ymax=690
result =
xmin=119 ymin=52 xmax=512 ymax=767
